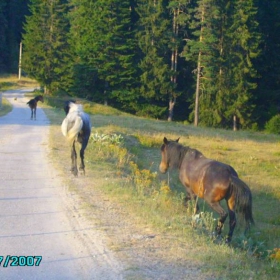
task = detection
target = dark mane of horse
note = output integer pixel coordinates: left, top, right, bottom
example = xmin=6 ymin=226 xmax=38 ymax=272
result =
xmin=166 ymin=141 xmax=190 ymax=169
xmin=166 ymin=141 xmax=205 ymax=169
xmin=64 ymin=100 xmax=76 ymax=115
xmin=27 ymin=95 xmax=44 ymax=105
xmin=35 ymin=95 xmax=43 ymax=101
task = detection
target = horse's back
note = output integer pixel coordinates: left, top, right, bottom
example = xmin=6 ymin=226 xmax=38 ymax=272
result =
xmin=67 ymin=103 xmax=91 ymax=134
xmin=180 ymin=150 xmax=212 ymax=191
xmin=184 ymin=149 xmax=237 ymax=179
xmin=81 ymin=112 xmax=91 ymax=131
xmin=62 ymin=109 xmax=91 ymax=143
xmin=27 ymin=99 xmax=35 ymax=107
xmin=181 ymin=151 xmax=236 ymax=199
xmin=79 ymin=112 xmax=91 ymax=143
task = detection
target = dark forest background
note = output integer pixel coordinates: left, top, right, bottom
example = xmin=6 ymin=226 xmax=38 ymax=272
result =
xmin=1 ymin=0 xmax=280 ymax=130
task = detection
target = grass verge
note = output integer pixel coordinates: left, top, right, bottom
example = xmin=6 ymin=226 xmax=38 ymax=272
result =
xmin=0 ymin=97 xmax=12 ymax=117
xmin=43 ymin=97 xmax=280 ymax=279
xmin=0 ymin=74 xmax=39 ymax=91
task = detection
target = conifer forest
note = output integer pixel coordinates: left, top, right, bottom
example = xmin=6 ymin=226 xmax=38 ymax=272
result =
xmin=1 ymin=0 xmax=280 ymax=130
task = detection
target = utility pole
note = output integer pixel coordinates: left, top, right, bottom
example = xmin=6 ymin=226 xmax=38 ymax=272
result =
xmin=18 ymin=42 xmax=22 ymax=80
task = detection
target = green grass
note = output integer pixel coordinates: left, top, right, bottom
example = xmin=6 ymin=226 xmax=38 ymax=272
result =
xmin=0 ymin=74 xmax=39 ymax=91
xmin=42 ymin=97 xmax=280 ymax=279
xmin=0 ymin=97 xmax=12 ymax=116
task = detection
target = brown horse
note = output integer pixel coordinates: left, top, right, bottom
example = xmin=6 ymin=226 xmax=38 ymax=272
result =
xmin=159 ymin=137 xmax=254 ymax=242
xmin=27 ymin=95 xmax=44 ymax=120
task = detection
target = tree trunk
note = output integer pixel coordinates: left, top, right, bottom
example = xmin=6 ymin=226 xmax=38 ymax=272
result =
xmin=233 ymin=115 xmax=237 ymax=131
xmin=18 ymin=42 xmax=22 ymax=80
xmin=194 ymin=53 xmax=201 ymax=127
xmin=44 ymin=85 xmax=49 ymax=95
xmin=168 ymin=7 xmax=179 ymax=122
xmin=168 ymin=97 xmax=176 ymax=121
xmin=194 ymin=4 xmax=205 ymax=127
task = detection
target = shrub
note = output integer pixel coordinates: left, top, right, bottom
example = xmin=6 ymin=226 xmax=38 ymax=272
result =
xmin=250 ymin=122 xmax=259 ymax=132
xmin=269 ymin=248 xmax=280 ymax=262
xmin=265 ymin=114 xmax=280 ymax=134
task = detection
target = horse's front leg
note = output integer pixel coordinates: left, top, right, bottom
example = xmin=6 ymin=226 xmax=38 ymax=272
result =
xmin=31 ymin=109 xmax=33 ymax=120
xmin=34 ymin=107 xmax=37 ymax=120
xmin=183 ymin=186 xmax=199 ymax=214
xmin=183 ymin=193 xmax=191 ymax=207
xmin=71 ymin=141 xmax=78 ymax=176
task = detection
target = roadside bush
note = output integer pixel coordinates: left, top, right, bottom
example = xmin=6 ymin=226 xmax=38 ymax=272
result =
xmin=265 ymin=114 xmax=280 ymax=134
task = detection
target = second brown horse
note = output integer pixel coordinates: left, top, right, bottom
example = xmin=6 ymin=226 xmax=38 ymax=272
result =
xmin=27 ymin=95 xmax=44 ymax=120
xmin=159 ymin=137 xmax=254 ymax=243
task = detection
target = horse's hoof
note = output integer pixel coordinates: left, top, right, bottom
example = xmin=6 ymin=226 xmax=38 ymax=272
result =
xmin=225 ymin=237 xmax=232 ymax=244
xmin=215 ymin=225 xmax=223 ymax=235
xmin=71 ymin=168 xmax=78 ymax=176
xmin=79 ymin=167 xmax=85 ymax=175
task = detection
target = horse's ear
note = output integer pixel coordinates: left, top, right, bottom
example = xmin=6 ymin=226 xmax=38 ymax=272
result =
xmin=176 ymin=137 xmax=180 ymax=142
xmin=163 ymin=137 xmax=169 ymax=144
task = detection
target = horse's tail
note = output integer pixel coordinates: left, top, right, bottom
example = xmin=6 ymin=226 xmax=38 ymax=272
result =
xmin=230 ymin=175 xmax=254 ymax=229
xmin=61 ymin=115 xmax=83 ymax=143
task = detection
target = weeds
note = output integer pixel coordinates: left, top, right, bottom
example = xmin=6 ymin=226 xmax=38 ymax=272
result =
xmin=90 ymin=132 xmax=124 ymax=145
xmin=269 ymin=248 xmax=280 ymax=262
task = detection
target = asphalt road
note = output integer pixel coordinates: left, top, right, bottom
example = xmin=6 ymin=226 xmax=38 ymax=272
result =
xmin=0 ymin=89 xmax=123 ymax=280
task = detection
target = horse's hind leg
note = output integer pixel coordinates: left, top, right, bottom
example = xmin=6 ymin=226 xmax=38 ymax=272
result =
xmin=34 ymin=107 xmax=37 ymax=120
xmin=79 ymin=138 xmax=89 ymax=175
xmin=226 ymin=197 xmax=237 ymax=243
xmin=208 ymin=202 xmax=228 ymax=237
xmin=71 ymin=142 xmax=78 ymax=176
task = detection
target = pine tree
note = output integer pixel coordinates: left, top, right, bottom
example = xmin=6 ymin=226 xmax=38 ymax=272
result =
xmin=167 ymin=0 xmax=190 ymax=121
xmin=254 ymin=0 xmax=280 ymax=126
xmin=182 ymin=0 xmax=261 ymax=129
xmin=222 ymin=0 xmax=261 ymax=129
xmin=182 ymin=0 xmax=221 ymax=126
xmin=0 ymin=0 xmax=29 ymax=73
xmin=22 ymin=0 xmax=71 ymax=94
xmin=0 ymin=0 xmax=8 ymax=73
xmin=135 ymin=0 xmax=173 ymax=118
xmin=69 ymin=0 xmax=136 ymax=104
xmin=7 ymin=0 xmax=29 ymax=72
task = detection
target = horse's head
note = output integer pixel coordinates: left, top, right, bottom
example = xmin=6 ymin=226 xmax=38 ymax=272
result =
xmin=36 ymin=95 xmax=44 ymax=103
xmin=159 ymin=137 xmax=180 ymax=173
xmin=64 ymin=100 xmax=76 ymax=115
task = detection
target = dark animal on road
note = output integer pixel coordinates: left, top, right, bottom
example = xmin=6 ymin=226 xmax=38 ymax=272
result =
xmin=27 ymin=95 xmax=44 ymax=120
xmin=159 ymin=137 xmax=254 ymax=243
xmin=61 ymin=101 xmax=91 ymax=176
